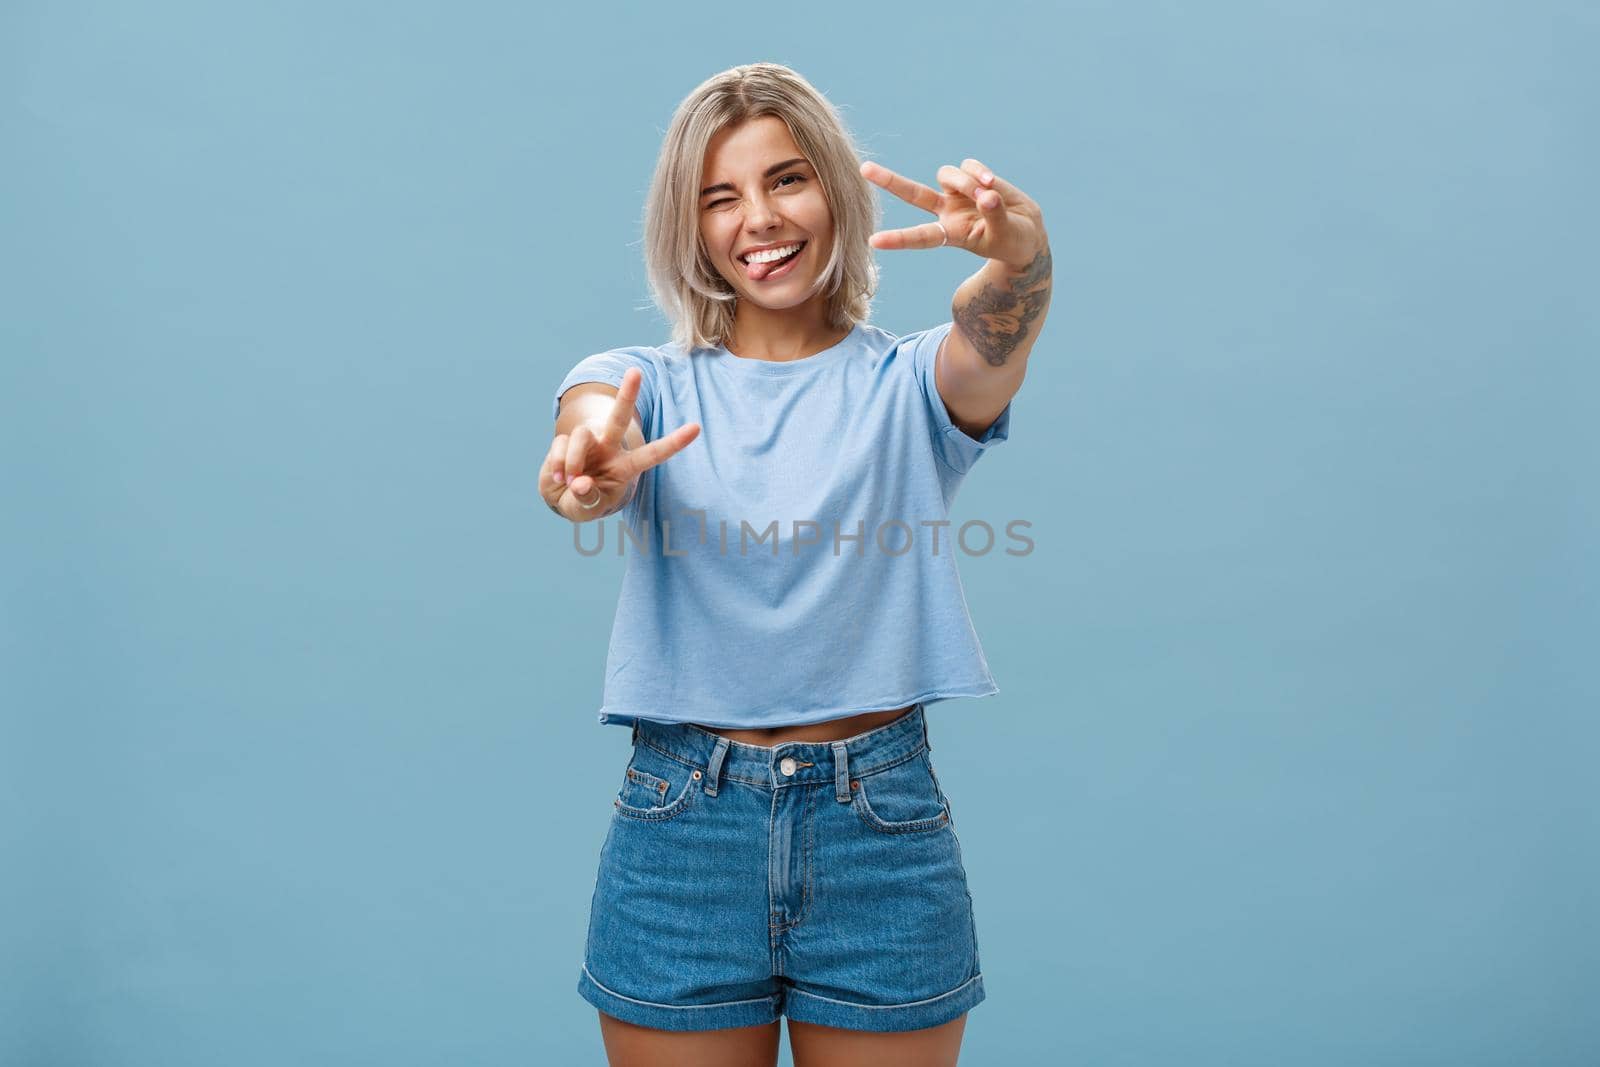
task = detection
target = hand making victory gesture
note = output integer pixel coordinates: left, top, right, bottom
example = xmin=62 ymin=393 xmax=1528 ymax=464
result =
xmin=859 ymin=157 xmax=1049 ymax=272
xmin=541 ymin=368 xmax=700 ymax=522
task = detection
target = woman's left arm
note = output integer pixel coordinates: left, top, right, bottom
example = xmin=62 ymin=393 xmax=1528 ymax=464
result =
xmin=861 ymin=158 xmax=1051 ymax=439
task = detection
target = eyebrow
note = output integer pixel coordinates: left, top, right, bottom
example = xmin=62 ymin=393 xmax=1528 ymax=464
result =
xmin=700 ymin=157 xmax=810 ymax=199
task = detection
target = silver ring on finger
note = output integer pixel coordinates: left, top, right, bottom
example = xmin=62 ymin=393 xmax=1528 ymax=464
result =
xmin=578 ymin=487 xmax=603 ymax=509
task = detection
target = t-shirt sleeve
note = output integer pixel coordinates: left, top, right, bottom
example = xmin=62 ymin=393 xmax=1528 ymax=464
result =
xmin=903 ymin=321 xmax=1012 ymax=475
xmin=551 ymin=347 xmax=659 ymax=442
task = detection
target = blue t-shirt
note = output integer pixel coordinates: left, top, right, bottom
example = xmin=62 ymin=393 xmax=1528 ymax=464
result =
xmin=551 ymin=320 xmax=1012 ymax=730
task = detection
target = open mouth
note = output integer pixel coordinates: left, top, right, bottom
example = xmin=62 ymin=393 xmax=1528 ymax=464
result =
xmin=740 ymin=241 xmax=807 ymax=282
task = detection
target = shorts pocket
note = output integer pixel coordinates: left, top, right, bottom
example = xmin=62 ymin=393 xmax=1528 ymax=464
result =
xmin=613 ymin=742 xmax=701 ymax=822
xmin=619 ymin=765 xmax=670 ymax=809
xmin=851 ymin=750 xmax=951 ymax=834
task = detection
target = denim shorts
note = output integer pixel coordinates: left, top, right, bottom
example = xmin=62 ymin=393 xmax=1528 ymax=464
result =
xmin=577 ymin=703 xmax=985 ymax=1033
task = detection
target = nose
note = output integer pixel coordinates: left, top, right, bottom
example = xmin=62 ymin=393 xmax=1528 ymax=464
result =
xmin=741 ymin=192 xmax=783 ymax=233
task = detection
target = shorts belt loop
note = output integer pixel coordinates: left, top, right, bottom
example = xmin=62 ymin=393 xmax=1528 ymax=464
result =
xmin=631 ymin=720 xmax=639 ymax=745
xmin=704 ymin=736 xmax=730 ymax=797
xmin=832 ymin=740 xmax=850 ymax=803
xmin=919 ymin=703 xmax=931 ymax=752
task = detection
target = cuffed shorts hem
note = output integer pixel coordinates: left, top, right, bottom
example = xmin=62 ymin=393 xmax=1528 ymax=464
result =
xmin=578 ymin=963 xmax=782 ymax=1033
xmin=782 ymin=972 xmax=986 ymax=1033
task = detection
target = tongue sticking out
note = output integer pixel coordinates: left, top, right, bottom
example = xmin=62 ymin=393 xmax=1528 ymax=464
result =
xmin=744 ymin=244 xmax=802 ymax=281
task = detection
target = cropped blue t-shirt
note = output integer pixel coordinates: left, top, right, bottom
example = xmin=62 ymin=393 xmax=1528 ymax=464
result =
xmin=551 ymin=320 xmax=1012 ymax=730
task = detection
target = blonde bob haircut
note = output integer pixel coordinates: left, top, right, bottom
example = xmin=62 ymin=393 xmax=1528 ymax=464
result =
xmin=643 ymin=63 xmax=881 ymax=352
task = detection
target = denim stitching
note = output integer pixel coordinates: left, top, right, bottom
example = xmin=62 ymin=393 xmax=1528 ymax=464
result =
xmin=945 ymin=810 xmax=981 ymax=976
xmin=803 ymin=784 xmax=815 ymax=927
xmin=852 ymin=792 xmax=950 ymax=834
xmin=614 ymin=772 xmax=698 ymax=822
xmin=850 ymin=752 xmax=950 ymax=834
xmin=782 ymin=784 xmax=816 ymax=932
xmin=637 ymin=737 xmax=768 ymax=786
xmin=769 ymin=783 xmax=822 ymax=934
xmin=767 ymin=780 xmax=780 ymax=939
xmin=923 ymin=753 xmax=979 ymax=970
xmin=625 ymin=766 xmax=669 ymax=794
xmin=785 ymin=972 xmax=983 ymax=1010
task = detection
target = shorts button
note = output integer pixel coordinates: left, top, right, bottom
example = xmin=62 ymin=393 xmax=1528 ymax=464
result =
xmin=779 ymin=757 xmax=797 ymax=776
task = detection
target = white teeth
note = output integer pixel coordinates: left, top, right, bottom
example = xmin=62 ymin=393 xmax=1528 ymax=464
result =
xmin=742 ymin=243 xmax=803 ymax=264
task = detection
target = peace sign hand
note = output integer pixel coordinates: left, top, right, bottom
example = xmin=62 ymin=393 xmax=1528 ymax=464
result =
xmin=541 ymin=368 xmax=701 ymax=522
xmin=860 ymin=157 xmax=1048 ymax=272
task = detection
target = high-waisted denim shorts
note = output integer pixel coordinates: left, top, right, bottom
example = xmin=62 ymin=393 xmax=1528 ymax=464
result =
xmin=577 ymin=703 xmax=985 ymax=1033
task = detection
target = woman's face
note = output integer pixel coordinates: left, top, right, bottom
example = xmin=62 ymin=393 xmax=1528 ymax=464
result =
xmin=698 ymin=116 xmax=835 ymax=311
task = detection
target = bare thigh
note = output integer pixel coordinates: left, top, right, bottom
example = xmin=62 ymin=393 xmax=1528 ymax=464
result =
xmin=789 ymin=1013 xmax=969 ymax=1067
xmin=597 ymin=1011 xmax=781 ymax=1067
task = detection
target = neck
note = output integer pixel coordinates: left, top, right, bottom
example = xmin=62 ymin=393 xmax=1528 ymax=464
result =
xmin=726 ymin=300 xmax=846 ymax=362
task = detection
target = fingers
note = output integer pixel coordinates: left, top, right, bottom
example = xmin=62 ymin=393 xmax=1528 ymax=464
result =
xmin=862 ymin=156 xmax=1012 ymax=252
xmin=564 ymin=423 xmax=597 ymax=495
xmin=863 ymin=156 xmax=1026 ymax=214
xmin=565 ymin=370 xmax=643 ymax=495
xmin=937 ymin=163 xmax=986 ymax=202
xmin=961 ymin=157 xmax=1032 ymax=207
xmin=540 ymin=433 xmax=571 ymax=513
xmin=859 ymin=159 xmax=942 ymax=215
xmin=869 ymin=220 xmax=953 ymax=251
xmin=541 ymin=434 xmax=609 ymax=519
xmin=942 ymin=162 xmax=1003 ymax=214
xmin=622 ymin=421 xmax=701 ymax=476
xmin=599 ymin=368 xmax=641 ymax=448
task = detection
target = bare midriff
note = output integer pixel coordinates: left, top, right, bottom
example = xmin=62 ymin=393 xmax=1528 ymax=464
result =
xmin=691 ymin=705 xmax=916 ymax=747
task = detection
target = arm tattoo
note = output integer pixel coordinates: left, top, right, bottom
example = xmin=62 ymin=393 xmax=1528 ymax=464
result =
xmin=953 ymin=246 xmax=1053 ymax=367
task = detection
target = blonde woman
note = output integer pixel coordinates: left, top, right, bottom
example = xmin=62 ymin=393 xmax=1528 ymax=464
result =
xmin=545 ymin=63 xmax=1051 ymax=1066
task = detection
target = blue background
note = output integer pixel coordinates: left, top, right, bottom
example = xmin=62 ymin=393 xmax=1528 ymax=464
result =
xmin=4 ymin=2 xmax=1595 ymax=1064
